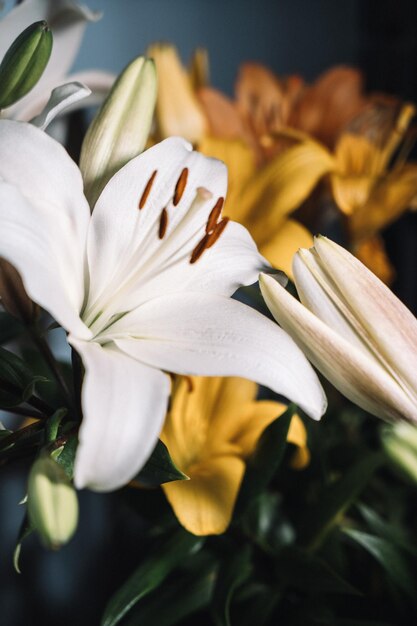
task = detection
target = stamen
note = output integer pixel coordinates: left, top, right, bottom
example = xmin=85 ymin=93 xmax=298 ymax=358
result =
xmin=206 ymin=217 xmax=229 ymax=248
xmin=138 ymin=170 xmax=157 ymax=209
xmin=206 ymin=197 xmax=224 ymax=233
xmin=158 ymin=208 xmax=168 ymax=239
xmin=190 ymin=234 xmax=210 ymax=264
xmin=173 ymin=168 xmax=189 ymax=205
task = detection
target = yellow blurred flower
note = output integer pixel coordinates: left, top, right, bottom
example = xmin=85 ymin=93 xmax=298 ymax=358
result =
xmin=148 ymin=43 xmax=313 ymax=278
xmin=263 ymin=101 xmax=417 ymax=282
xmin=161 ymin=376 xmax=309 ymax=536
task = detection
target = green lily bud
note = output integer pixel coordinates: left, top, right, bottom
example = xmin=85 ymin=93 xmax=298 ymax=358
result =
xmin=80 ymin=55 xmax=157 ymax=207
xmin=27 ymin=454 xmax=78 ymax=550
xmin=0 ymin=21 xmax=53 ymax=110
xmin=382 ymin=422 xmax=417 ymax=483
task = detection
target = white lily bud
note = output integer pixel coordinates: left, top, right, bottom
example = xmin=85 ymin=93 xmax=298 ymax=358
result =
xmin=80 ymin=56 xmax=157 ymax=207
xmin=27 ymin=455 xmax=79 ymax=550
xmin=260 ymin=236 xmax=417 ymax=424
xmin=382 ymin=422 xmax=417 ymax=482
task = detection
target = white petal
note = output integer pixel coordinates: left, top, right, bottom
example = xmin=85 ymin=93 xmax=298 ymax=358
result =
xmin=18 ymin=71 xmax=115 ymax=122
xmin=70 ymin=339 xmax=170 ymax=492
xmin=104 ymin=292 xmax=327 ymax=421
xmin=4 ymin=0 xmax=100 ymax=119
xmin=0 ymin=183 xmax=90 ymax=338
xmin=83 ymin=137 xmax=268 ymax=328
xmin=30 ymin=82 xmax=91 ymax=130
xmin=260 ymin=273 xmax=417 ymax=424
xmin=0 ymin=120 xmax=90 ymax=316
xmin=314 ymin=237 xmax=417 ymax=403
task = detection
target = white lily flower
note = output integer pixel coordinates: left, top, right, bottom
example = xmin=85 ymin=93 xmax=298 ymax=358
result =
xmin=0 ymin=120 xmax=327 ymax=491
xmin=260 ymin=236 xmax=417 ymax=424
xmin=0 ymin=0 xmax=114 ymax=121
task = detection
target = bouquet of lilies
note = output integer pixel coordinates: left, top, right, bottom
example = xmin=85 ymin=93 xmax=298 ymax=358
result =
xmin=1 ymin=2 xmax=417 ymax=625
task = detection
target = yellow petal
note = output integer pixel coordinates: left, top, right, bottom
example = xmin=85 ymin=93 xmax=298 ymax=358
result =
xmin=241 ymin=140 xmax=334 ymax=239
xmin=162 ymin=456 xmax=245 ymax=535
xmin=353 ymin=236 xmax=395 ymax=285
xmin=259 ymin=218 xmax=313 ymax=278
xmin=148 ymin=43 xmax=207 ymax=143
xmin=198 ymin=87 xmax=247 ymax=141
xmin=198 ymin=136 xmax=255 ymax=222
xmin=288 ymin=414 xmax=310 ymax=469
xmin=349 ymin=163 xmax=417 ymax=238
xmin=189 ymin=47 xmax=210 ymax=91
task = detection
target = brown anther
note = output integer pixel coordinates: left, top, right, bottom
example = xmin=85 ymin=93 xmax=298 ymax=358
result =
xmin=184 ymin=376 xmax=194 ymax=392
xmin=206 ymin=217 xmax=229 ymax=248
xmin=138 ymin=170 xmax=157 ymax=209
xmin=158 ymin=208 xmax=168 ymax=239
xmin=205 ymin=197 xmax=224 ymax=234
xmin=173 ymin=168 xmax=189 ymax=205
xmin=189 ymin=234 xmax=210 ymax=264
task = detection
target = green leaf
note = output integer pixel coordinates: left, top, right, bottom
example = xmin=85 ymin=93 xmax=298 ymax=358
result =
xmin=243 ymin=492 xmax=295 ymax=554
xmin=13 ymin=514 xmax=33 ymax=574
xmin=134 ymin=439 xmax=188 ymax=487
xmin=211 ymin=544 xmax=252 ymax=626
xmin=0 ymin=312 xmax=23 ymax=344
xmin=235 ymin=405 xmax=294 ymax=515
xmin=274 ymin=547 xmax=360 ymax=596
xmin=357 ymin=503 xmax=417 ymax=558
xmin=123 ymin=559 xmax=216 ymax=626
xmin=0 ymin=346 xmax=47 ymax=408
xmin=101 ymin=529 xmax=204 ymax=626
xmin=235 ymin=583 xmax=281 ymax=626
xmin=55 ymin=433 xmax=78 ymax=480
xmin=299 ymin=452 xmax=383 ymax=549
xmin=343 ymin=528 xmax=415 ymax=599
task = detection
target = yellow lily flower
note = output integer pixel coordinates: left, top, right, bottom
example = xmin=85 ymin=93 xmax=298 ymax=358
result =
xmin=161 ymin=376 xmax=309 ymax=536
xmin=263 ymin=101 xmax=417 ymax=282
xmin=149 ymin=43 xmax=313 ymax=278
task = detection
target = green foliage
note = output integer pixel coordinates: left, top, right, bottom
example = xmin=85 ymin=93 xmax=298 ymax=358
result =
xmin=134 ymin=439 xmax=188 ymax=487
xmin=0 ymin=346 xmax=47 ymax=408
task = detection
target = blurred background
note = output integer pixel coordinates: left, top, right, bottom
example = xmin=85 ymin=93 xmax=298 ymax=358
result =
xmin=1 ymin=1 xmax=417 ymax=624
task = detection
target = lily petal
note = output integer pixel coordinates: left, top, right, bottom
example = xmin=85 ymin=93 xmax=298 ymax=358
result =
xmin=70 ymin=339 xmax=170 ymax=492
xmin=108 ymin=292 xmax=327 ymax=421
xmin=84 ymin=137 xmax=268 ymax=328
xmin=313 ymin=237 xmax=417 ymax=403
xmin=30 ymin=81 xmax=91 ymax=130
xmin=0 ymin=120 xmax=90 ymax=335
xmin=162 ymin=455 xmax=245 ymax=536
xmin=260 ymin=218 xmax=313 ymax=278
xmin=260 ymin=273 xmax=417 ymax=424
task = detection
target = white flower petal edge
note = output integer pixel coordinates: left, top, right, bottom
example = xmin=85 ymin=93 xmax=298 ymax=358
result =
xmin=70 ymin=339 xmax=170 ymax=492
xmin=30 ymin=82 xmax=92 ymax=130
xmin=105 ymin=292 xmax=327 ymax=421
xmin=0 ymin=120 xmax=327 ymax=491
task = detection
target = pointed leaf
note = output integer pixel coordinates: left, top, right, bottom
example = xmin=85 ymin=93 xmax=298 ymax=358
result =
xmin=211 ymin=545 xmax=252 ymax=626
xmin=101 ymin=529 xmax=204 ymax=626
xmin=133 ymin=439 xmax=188 ymax=487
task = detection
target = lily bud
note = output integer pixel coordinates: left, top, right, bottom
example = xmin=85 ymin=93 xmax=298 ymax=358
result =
xmin=0 ymin=21 xmax=53 ymax=110
xmin=80 ymin=56 xmax=156 ymax=207
xmin=27 ymin=455 xmax=78 ymax=550
xmin=382 ymin=423 xmax=417 ymax=483
xmin=147 ymin=43 xmax=207 ymax=143
xmin=260 ymin=236 xmax=417 ymax=424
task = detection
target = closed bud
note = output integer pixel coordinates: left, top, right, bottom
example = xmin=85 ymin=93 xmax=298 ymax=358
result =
xmin=80 ymin=56 xmax=157 ymax=207
xmin=0 ymin=21 xmax=53 ymax=110
xmin=27 ymin=455 xmax=78 ymax=550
